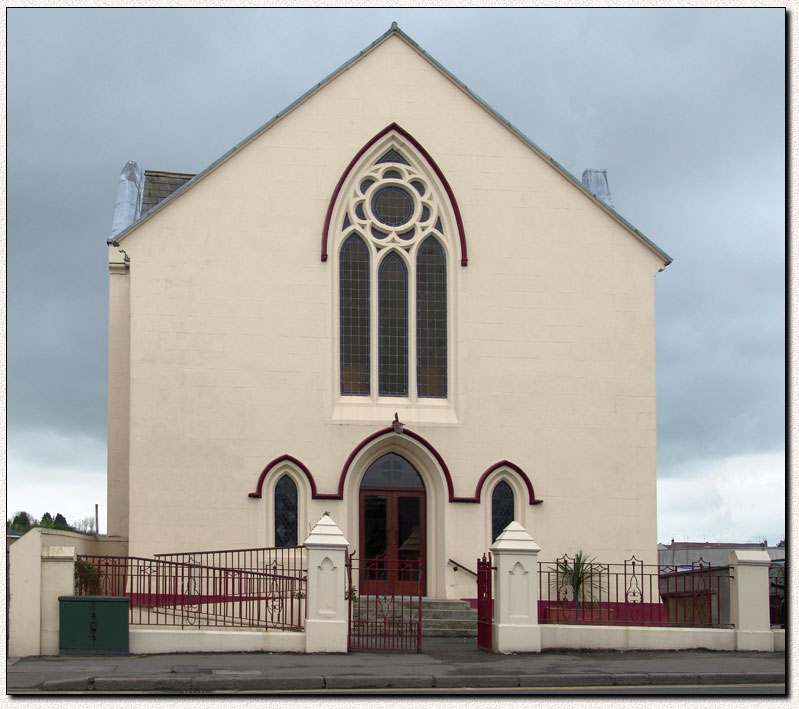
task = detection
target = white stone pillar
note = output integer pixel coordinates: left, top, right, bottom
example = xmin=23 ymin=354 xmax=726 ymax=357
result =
xmin=40 ymin=546 xmax=76 ymax=656
xmin=729 ymin=549 xmax=773 ymax=651
xmin=489 ymin=521 xmax=541 ymax=653
xmin=303 ymin=514 xmax=350 ymax=653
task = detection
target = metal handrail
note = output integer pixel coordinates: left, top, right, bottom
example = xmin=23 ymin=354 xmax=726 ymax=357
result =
xmin=448 ymin=558 xmax=477 ymax=577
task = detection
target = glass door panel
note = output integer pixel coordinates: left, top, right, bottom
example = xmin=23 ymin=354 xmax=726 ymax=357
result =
xmin=397 ymin=496 xmax=421 ymax=583
xmin=363 ymin=495 xmax=388 ymax=583
xmin=359 ymin=490 xmax=425 ymax=595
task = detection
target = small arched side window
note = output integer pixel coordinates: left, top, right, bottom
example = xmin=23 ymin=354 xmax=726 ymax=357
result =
xmin=274 ymin=475 xmax=298 ymax=547
xmin=491 ymin=480 xmax=514 ymax=541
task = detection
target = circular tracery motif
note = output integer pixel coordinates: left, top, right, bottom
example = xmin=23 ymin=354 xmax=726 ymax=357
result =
xmin=344 ymin=147 xmax=442 ymax=251
xmin=371 ymin=186 xmax=415 ymax=227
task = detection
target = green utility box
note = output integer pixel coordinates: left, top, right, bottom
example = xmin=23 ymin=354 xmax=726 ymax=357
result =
xmin=59 ymin=596 xmax=129 ymax=655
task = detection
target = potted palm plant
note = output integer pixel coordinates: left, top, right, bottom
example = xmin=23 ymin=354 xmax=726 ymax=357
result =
xmin=548 ymin=550 xmax=613 ymax=624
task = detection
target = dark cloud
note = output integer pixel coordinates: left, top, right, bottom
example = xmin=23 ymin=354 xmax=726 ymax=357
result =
xmin=7 ymin=9 xmax=785 ymax=531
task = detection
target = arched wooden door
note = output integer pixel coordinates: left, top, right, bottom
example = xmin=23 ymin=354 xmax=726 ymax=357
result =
xmin=359 ymin=453 xmax=426 ymax=596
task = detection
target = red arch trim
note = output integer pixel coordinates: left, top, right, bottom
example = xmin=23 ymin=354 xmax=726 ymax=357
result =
xmin=249 ymin=441 xmax=541 ymax=506
xmin=336 ymin=426 xmax=456 ymax=501
xmin=321 ymin=123 xmax=468 ymax=266
xmin=473 ymin=460 xmax=543 ymax=506
xmin=248 ymin=454 xmax=337 ymax=500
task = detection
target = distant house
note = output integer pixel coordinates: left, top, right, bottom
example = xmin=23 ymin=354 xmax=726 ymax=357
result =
xmin=658 ymin=540 xmax=786 ymax=567
xmin=105 ymin=24 xmax=671 ymax=603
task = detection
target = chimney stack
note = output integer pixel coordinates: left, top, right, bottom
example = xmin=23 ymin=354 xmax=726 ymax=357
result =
xmin=581 ymin=168 xmax=616 ymax=210
xmin=111 ymin=161 xmax=143 ymax=239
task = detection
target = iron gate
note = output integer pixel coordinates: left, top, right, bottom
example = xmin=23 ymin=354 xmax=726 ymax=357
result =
xmin=346 ymin=555 xmax=423 ymax=652
xmin=477 ymin=553 xmax=494 ymax=651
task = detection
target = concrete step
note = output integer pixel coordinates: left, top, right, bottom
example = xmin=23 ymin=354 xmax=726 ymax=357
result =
xmin=423 ymin=616 xmax=477 ymax=626
xmin=422 ymin=609 xmax=477 ymax=620
xmin=422 ymin=627 xmax=478 ymax=637
xmin=352 ymin=597 xmax=479 ymax=638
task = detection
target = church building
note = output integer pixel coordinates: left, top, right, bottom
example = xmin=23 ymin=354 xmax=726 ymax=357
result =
xmin=106 ymin=24 xmax=671 ymax=603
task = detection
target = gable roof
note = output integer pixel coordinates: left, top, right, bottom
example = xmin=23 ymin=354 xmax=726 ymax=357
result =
xmin=109 ymin=23 xmax=671 ymax=267
xmin=140 ymin=171 xmax=195 ymax=216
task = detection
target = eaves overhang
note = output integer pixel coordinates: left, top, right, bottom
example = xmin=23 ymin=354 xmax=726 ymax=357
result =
xmin=108 ymin=23 xmax=672 ymax=268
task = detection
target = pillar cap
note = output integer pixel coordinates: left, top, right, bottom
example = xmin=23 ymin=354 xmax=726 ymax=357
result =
xmin=304 ymin=513 xmax=350 ymax=548
xmin=729 ymin=549 xmax=771 ymax=566
xmin=490 ymin=521 xmax=541 ymax=553
xmin=41 ymin=546 xmax=76 ymax=560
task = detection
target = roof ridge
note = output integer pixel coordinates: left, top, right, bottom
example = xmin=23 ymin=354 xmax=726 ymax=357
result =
xmin=144 ymin=170 xmax=196 ymax=178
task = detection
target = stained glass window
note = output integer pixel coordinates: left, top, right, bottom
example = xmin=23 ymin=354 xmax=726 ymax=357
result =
xmin=378 ymin=253 xmax=408 ymax=396
xmin=362 ymin=453 xmax=424 ymax=489
xmin=340 ymin=235 xmax=370 ymax=395
xmin=372 ymin=187 xmax=414 ymax=227
xmin=492 ymin=481 xmax=514 ymax=542
xmin=335 ymin=139 xmax=456 ymax=402
xmin=417 ymin=237 xmax=447 ymax=397
xmin=377 ymin=148 xmax=410 ymax=165
xmin=275 ymin=475 xmax=298 ymax=547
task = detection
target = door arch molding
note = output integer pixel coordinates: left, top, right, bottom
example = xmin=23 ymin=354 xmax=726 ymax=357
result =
xmin=343 ymin=429 xmax=448 ymax=597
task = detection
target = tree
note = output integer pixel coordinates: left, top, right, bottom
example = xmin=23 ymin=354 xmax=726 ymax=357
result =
xmin=9 ymin=511 xmax=34 ymax=532
xmin=40 ymin=512 xmax=54 ymax=528
xmin=53 ymin=513 xmax=70 ymax=530
xmin=72 ymin=516 xmax=96 ymax=534
xmin=549 ymin=550 xmax=604 ymax=611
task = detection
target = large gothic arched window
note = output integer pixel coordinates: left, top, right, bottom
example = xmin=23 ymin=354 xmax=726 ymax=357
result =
xmin=334 ymin=136 xmax=454 ymax=402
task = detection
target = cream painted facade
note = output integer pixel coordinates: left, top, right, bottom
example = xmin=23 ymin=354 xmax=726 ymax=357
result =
xmin=107 ymin=27 xmax=670 ymax=601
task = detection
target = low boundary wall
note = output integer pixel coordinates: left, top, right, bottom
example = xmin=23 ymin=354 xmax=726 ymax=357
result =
xmin=129 ymin=628 xmax=305 ymax=654
xmin=540 ymin=624 xmax=783 ymax=652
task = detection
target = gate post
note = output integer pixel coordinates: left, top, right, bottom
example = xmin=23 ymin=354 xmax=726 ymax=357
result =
xmin=41 ymin=546 xmax=77 ymax=655
xmin=303 ymin=514 xmax=350 ymax=653
xmin=729 ymin=549 xmax=774 ymax=651
xmin=489 ymin=521 xmax=541 ymax=653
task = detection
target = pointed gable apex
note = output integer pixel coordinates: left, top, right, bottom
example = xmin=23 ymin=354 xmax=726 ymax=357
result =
xmin=108 ymin=24 xmax=670 ymax=267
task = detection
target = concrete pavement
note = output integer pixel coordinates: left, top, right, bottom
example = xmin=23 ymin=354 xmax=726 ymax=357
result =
xmin=7 ymin=638 xmax=785 ymax=693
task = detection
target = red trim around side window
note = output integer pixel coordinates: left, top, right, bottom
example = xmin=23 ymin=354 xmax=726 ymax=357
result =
xmin=249 ymin=434 xmax=541 ymax=505
xmin=473 ymin=460 xmax=543 ymax=505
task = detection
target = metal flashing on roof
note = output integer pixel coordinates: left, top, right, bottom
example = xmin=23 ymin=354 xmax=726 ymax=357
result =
xmin=110 ymin=161 xmax=143 ymax=240
xmin=107 ymin=24 xmax=671 ymax=266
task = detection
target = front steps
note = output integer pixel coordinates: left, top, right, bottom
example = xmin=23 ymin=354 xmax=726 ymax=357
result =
xmin=352 ymin=597 xmax=477 ymax=638
xmin=421 ymin=598 xmax=478 ymax=637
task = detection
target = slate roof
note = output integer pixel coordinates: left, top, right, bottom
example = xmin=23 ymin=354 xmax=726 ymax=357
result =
xmin=141 ymin=171 xmax=195 ymax=215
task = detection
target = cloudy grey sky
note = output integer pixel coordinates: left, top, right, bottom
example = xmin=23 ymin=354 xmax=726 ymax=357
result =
xmin=7 ymin=8 xmax=786 ymax=543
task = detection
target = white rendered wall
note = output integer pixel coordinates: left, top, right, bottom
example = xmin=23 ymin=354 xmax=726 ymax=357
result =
xmin=129 ymin=628 xmax=304 ymax=654
xmin=113 ymin=34 xmax=667 ymax=593
xmin=8 ymin=530 xmax=129 ymax=657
